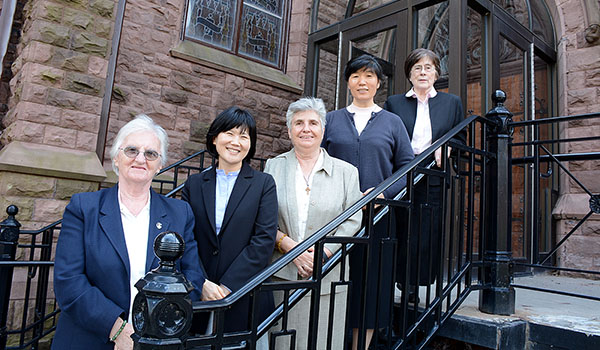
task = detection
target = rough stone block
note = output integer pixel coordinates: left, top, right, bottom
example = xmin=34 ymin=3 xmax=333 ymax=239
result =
xmin=56 ymin=0 xmax=87 ymax=8
xmin=189 ymin=119 xmax=209 ymax=142
xmin=0 ymin=195 xmax=35 ymax=221
xmin=176 ymin=106 xmax=198 ymax=120
xmin=22 ymin=62 xmax=64 ymax=86
xmin=51 ymin=48 xmax=90 ymax=72
xmin=143 ymin=62 xmax=171 ymax=84
xmin=43 ymin=125 xmax=78 ymax=148
xmin=88 ymin=55 xmax=108 ymax=77
xmin=3 ymin=120 xmax=45 ymax=144
xmin=55 ymin=178 xmax=98 ymax=199
xmin=64 ymin=8 xmax=93 ymax=30
xmin=171 ymin=71 xmax=205 ymax=95
xmin=118 ymin=71 xmax=148 ymax=89
xmin=174 ymin=118 xmax=190 ymax=133
xmin=0 ymin=173 xmax=55 ymax=198
xmin=11 ymin=101 xmax=61 ymax=126
xmin=90 ymin=0 xmax=115 ymax=17
xmin=155 ymin=52 xmax=192 ymax=74
xmin=586 ymin=68 xmax=600 ymax=87
xmin=36 ymin=21 xmax=70 ymax=48
xmin=41 ymin=2 xmax=64 ymax=23
xmin=61 ymin=109 xmax=100 ymax=132
xmin=94 ymin=17 xmax=112 ymax=38
xmin=182 ymin=139 xmax=203 ymax=156
xmin=161 ymin=87 xmax=188 ymax=105
xmin=72 ymin=32 xmax=108 ymax=56
xmin=22 ymin=42 xmax=54 ymax=63
xmin=76 ymin=130 xmax=97 ymax=152
xmin=32 ymin=198 xmax=69 ymax=222
xmin=15 ymin=82 xmax=48 ymax=104
xmin=567 ymin=88 xmax=596 ymax=107
xmin=64 ymin=72 xmax=104 ymax=96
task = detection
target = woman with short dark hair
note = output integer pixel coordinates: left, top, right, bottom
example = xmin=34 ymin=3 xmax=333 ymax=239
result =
xmin=322 ymin=54 xmax=414 ymax=349
xmin=181 ymin=107 xmax=278 ymax=348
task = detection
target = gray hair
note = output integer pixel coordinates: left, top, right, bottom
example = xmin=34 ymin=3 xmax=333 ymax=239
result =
xmin=285 ymin=97 xmax=327 ymax=130
xmin=110 ymin=114 xmax=169 ymax=175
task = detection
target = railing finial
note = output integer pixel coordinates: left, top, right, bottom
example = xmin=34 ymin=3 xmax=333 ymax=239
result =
xmin=0 ymin=205 xmax=21 ymax=242
xmin=131 ymin=231 xmax=194 ymax=349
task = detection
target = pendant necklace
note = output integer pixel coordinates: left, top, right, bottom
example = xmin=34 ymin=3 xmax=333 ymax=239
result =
xmin=301 ymin=158 xmax=318 ymax=195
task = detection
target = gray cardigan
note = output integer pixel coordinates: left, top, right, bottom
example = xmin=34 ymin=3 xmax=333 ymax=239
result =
xmin=264 ymin=149 xmax=362 ymax=293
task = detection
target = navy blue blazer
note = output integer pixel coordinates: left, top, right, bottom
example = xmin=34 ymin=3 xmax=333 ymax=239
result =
xmin=182 ymin=162 xmax=278 ymax=333
xmin=52 ymin=185 xmax=205 ymax=350
xmin=384 ymin=91 xmax=466 ymax=148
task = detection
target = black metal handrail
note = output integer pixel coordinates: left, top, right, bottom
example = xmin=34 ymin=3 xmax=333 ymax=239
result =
xmin=508 ymin=111 xmax=600 ymax=299
xmin=180 ymin=113 xmax=490 ymax=350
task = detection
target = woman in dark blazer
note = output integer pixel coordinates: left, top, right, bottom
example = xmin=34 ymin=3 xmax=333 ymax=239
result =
xmin=384 ymin=48 xmax=466 ymax=294
xmin=181 ymin=107 xmax=278 ymax=345
xmin=53 ymin=115 xmax=205 ymax=350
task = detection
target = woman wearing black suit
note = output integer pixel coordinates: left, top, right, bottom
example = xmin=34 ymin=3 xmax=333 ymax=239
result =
xmin=384 ymin=48 xmax=465 ymax=295
xmin=181 ymin=107 xmax=278 ymax=348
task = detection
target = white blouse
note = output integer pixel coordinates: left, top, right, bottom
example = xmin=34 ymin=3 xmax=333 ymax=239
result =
xmin=118 ymin=190 xmax=150 ymax=322
xmin=295 ymin=150 xmax=324 ymax=241
xmin=406 ymin=87 xmax=437 ymax=155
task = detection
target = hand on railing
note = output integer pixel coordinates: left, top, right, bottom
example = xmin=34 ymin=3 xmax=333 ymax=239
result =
xmin=201 ymin=280 xmax=229 ymax=301
xmin=434 ymin=146 xmax=452 ymax=168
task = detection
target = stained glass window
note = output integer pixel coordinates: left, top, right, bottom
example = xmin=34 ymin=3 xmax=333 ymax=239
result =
xmin=184 ymin=0 xmax=288 ymax=68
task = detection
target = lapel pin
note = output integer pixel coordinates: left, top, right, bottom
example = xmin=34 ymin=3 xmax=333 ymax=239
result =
xmin=156 ymin=222 xmax=162 ymax=230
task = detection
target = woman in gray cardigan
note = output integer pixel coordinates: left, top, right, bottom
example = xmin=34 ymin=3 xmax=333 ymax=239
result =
xmin=264 ymin=97 xmax=362 ymax=349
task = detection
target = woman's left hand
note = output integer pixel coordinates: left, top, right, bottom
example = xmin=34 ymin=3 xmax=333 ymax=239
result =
xmin=435 ymin=146 xmax=452 ymax=167
xmin=112 ymin=321 xmax=134 ymax=350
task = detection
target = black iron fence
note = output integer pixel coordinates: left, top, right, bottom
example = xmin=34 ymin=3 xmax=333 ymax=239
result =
xmin=508 ymin=112 xmax=600 ymax=301
xmin=1 ymin=91 xmax=599 ymax=349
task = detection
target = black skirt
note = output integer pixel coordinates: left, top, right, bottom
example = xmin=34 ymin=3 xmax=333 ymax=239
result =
xmin=349 ymin=210 xmax=396 ymax=329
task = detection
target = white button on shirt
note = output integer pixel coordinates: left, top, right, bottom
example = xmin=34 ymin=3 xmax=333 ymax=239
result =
xmin=406 ymin=87 xmax=437 ymax=155
xmin=118 ymin=190 xmax=150 ymax=322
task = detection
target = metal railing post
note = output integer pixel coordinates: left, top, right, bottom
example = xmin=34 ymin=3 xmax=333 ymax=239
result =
xmin=479 ymin=90 xmax=516 ymax=315
xmin=131 ymin=231 xmax=194 ymax=349
xmin=0 ymin=205 xmax=21 ymax=349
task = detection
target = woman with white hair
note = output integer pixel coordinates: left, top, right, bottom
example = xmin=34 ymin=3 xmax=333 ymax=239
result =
xmin=53 ymin=114 xmax=206 ymax=350
xmin=264 ymin=97 xmax=362 ymax=349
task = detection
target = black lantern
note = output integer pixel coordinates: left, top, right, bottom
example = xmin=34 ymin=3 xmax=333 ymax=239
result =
xmin=132 ymin=231 xmax=195 ymax=349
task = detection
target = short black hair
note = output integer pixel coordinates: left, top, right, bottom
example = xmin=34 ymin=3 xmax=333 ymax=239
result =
xmin=344 ymin=54 xmax=384 ymax=82
xmin=206 ymin=106 xmax=257 ymax=162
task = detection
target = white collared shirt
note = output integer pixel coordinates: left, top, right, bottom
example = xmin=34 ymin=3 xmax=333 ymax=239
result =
xmin=118 ymin=190 xmax=150 ymax=322
xmin=406 ymin=87 xmax=437 ymax=155
xmin=347 ymin=103 xmax=382 ymax=135
xmin=295 ymin=150 xmax=324 ymax=241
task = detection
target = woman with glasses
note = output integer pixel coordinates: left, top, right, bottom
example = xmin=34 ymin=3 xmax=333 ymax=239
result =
xmin=181 ymin=107 xmax=278 ymax=348
xmin=384 ymin=48 xmax=466 ymax=300
xmin=53 ymin=115 xmax=206 ymax=350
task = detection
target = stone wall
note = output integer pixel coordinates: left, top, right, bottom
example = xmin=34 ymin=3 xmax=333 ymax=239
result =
xmin=551 ymin=0 xmax=600 ymax=274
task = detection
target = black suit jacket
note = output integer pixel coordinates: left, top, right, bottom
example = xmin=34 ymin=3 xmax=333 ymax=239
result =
xmin=384 ymin=91 xmax=466 ymax=148
xmin=182 ymin=162 xmax=278 ymax=332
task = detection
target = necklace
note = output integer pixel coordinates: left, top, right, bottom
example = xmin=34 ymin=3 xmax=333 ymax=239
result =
xmin=299 ymin=156 xmax=318 ymax=195
xmin=302 ymin=174 xmax=311 ymax=195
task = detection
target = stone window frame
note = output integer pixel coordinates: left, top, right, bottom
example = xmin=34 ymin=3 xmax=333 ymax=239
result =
xmin=170 ymin=40 xmax=302 ymax=94
xmin=181 ymin=0 xmax=291 ymax=71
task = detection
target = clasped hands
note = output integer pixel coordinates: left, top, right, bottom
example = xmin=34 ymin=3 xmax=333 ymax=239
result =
xmin=293 ymin=246 xmax=332 ymax=279
xmin=201 ymin=280 xmax=231 ymax=301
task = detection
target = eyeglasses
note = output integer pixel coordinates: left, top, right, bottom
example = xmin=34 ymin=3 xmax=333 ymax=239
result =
xmin=120 ymin=146 xmax=161 ymax=161
xmin=411 ymin=65 xmax=435 ymax=73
